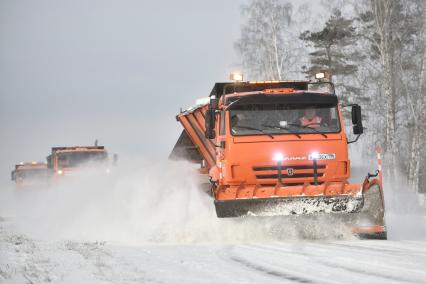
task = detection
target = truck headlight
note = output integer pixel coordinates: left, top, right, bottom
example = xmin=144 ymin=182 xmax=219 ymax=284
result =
xmin=273 ymin=152 xmax=284 ymax=162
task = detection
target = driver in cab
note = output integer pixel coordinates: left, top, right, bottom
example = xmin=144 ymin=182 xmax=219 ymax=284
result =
xmin=299 ymin=108 xmax=322 ymax=128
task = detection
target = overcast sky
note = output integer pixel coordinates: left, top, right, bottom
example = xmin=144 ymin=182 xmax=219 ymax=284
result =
xmin=0 ymin=0 xmax=251 ymax=185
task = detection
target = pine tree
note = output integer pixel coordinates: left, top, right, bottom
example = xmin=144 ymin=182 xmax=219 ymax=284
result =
xmin=300 ymin=9 xmax=364 ymax=104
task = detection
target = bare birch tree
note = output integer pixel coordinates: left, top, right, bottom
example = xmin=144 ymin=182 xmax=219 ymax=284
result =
xmin=370 ymin=0 xmax=399 ymax=162
xmin=403 ymin=0 xmax=426 ymax=192
xmin=356 ymin=0 xmax=426 ymax=191
xmin=235 ymin=0 xmax=304 ymax=80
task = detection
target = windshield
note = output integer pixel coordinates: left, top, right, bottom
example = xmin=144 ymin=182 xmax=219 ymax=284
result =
xmin=58 ymin=151 xmax=107 ymax=168
xmin=16 ymin=169 xmax=49 ymax=179
xmin=230 ymin=104 xmax=340 ymax=136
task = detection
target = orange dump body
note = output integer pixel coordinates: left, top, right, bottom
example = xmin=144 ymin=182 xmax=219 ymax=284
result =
xmin=171 ymin=81 xmax=386 ymax=238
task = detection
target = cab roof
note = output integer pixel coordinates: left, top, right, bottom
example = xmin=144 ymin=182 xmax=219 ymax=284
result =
xmin=51 ymin=146 xmax=106 ymax=154
xmin=209 ymin=81 xmax=310 ymax=99
xmin=15 ymin=162 xmax=47 ymax=170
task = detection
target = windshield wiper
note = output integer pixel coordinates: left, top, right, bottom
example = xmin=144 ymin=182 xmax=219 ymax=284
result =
xmin=261 ymin=124 xmax=302 ymax=138
xmin=224 ymin=97 xmax=244 ymax=110
xmin=287 ymin=123 xmax=328 ymax=138
xmin=235 ymin=125 xmax=274 ymax=139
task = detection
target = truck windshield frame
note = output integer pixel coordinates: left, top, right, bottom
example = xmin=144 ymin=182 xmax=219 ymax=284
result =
xmin=229 ymin=104 xmax=341 ymax=137
xmin=57 ymin=151 xmax=107 ymax=168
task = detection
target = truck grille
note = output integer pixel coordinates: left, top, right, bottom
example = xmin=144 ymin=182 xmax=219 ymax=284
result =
xmin=253 ymin=164 xmax=326 ymax=184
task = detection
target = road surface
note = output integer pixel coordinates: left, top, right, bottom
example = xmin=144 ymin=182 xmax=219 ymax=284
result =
xmin=2 ymin=215 xmax=426 ymax=284
xmin=1 ymin=162 xmax=426 ymax=283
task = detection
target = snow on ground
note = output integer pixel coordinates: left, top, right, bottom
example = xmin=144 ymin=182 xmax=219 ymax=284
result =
xmin=1 ymin=160 xmax=426 ymax=283
xmin=2 ymin=216 xmax=426 ymax=284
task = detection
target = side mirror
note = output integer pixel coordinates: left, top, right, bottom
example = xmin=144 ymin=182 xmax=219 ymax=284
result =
xmin=353 ymin=124 xmax=363 ymax=135
xmin=351 ymin=105 xmax=361 ymax=124
xmin=46 ymin=155 xmax=53 ymax=169
xmin=113 ymin=153 xmax=118 ymax=166
xmin=351 ymin=105 xmax=363 ymax=135
xmin=205 ymin=108 xmax=216 ymax=139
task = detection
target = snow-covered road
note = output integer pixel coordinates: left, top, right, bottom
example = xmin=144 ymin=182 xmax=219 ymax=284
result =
xmin=2 ymin=217 xmax=426 ymax=284
xmin=1 ymin=162 xmax=426 ymax=283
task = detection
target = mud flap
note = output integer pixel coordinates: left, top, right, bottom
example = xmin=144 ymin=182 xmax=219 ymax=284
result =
xmin=214 ymin=196 xmax=364 ymax=218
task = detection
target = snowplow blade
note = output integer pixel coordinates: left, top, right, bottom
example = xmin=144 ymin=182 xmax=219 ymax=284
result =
xmin=214 ymin=180 xmax=387 ymax=239
xmin=214 ymin=195 xmax=364 ymax=218
xmin=352 ymin=225 xmax=387 ymax=240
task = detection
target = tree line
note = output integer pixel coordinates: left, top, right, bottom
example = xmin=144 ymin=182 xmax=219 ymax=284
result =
xmin=235 ymin=0 xmax=426 ymax=193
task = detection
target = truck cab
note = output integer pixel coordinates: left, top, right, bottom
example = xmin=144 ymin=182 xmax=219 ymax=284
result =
xmin=11 ymin=162 xmax=50 ymax=189
xmin=46 ymin=146 xmax=111 ymax=177
xmin=213 ymin=85 xmax=360 ymax=188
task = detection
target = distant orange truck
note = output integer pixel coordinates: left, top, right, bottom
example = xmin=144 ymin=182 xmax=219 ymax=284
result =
xmin=11 ymin=144 xmax=115 ymax=188
xmin=11 ymin=162 xmax=50 ymax=189
xmin=46 ymin=145 xmax=112 ymax=177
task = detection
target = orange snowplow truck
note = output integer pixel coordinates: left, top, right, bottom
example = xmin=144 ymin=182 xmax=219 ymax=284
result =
xmin=171 ymin=75 xmax=387 ymax=239
xmin=11 ymin=162 xmax=50 ymax=189
xmin=47 ymin=145 xmax=111 ymax=177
